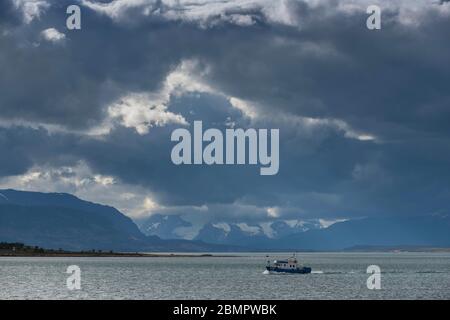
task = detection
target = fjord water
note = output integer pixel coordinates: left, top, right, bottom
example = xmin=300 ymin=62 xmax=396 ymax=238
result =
xmin=1 ymin=252 xmax=449 ymax=300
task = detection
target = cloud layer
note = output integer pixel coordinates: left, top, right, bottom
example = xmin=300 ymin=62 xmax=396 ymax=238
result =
xmin=1 ymin=0 xmax=450 ymax=227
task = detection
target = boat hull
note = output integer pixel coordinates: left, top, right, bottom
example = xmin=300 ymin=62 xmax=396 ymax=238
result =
xmin=266 ymin=266 xmax=312 ymax=274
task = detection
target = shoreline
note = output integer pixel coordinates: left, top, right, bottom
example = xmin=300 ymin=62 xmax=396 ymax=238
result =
xmin=2 ymin=243 xmax=450 ymax=258
xmin=0 ymin=252 xmax=232 ymax=258
xmin=2 ymin=250 xmax=450 ymax=258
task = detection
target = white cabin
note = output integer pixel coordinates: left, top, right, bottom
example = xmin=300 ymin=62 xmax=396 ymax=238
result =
xmin=272 ymin=256 xmax=299 ymax=270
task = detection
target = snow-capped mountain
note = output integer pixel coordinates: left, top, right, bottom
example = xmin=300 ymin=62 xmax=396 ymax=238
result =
xmin=269 ymin=220 xmax=323 ymax=238
xmin=136 ymin=214 xmax=344 ymax=248
xmin=195 ymin=222 xmax=271 ymax=248
xmin=193 ymin=219 xmax=328 ymax=248
xmin=137 ymin=214 xmax=193 ymax=239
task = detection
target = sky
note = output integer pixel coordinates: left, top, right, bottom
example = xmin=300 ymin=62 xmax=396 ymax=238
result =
xmin=0 ymin=0 xmax=449 ymax=231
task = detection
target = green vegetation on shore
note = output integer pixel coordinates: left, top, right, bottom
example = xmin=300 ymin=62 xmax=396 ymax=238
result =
xmin=0 ymin=242 xmax=215 ymax=257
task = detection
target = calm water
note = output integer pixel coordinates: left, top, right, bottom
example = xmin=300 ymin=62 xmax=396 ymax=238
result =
xmin=0 ymin=252 xmax=449 ymax=300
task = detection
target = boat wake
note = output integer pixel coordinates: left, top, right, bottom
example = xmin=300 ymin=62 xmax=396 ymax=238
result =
xmin=266 ymin=269 xmax=448 ymax=275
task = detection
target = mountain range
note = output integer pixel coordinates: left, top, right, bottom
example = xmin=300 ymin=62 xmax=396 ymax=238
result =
xmin=137 ymin=213 xmax=450 ymax=250
xmin=137 ymin=214 xmax=324 ymax=247
xmin=0 ymin=189 xmax=236 ymax=252
xmin=2 ymin=189 xmax=450 ymax=252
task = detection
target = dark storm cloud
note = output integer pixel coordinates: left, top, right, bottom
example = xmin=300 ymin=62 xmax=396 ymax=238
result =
xmin=0 ymin=0 xmax=21 ymax=27
xmin=0 ymin=125 xmax=76 ymax=176
xmin=1 ymin=107 xmax=450 ymax=221
xmin=0 ymin=0 xmax=191 ymax=129
xmin=2 ymin=0 xmax=449 ymax=137
xmin=196 ymin=2 xmax=450 ymax=142
xmin=1 ymin=0 xmax=450 ymax=221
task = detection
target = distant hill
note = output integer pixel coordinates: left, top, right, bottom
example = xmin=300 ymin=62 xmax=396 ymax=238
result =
xmin=343 ymin=245 xmax=450 ymax=252
xmin=273 ymin=216 xmax=450 ymax=251
xmin=0 ymin=189 xmax=238 ymax=252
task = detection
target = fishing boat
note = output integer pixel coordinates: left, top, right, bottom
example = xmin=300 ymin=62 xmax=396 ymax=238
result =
xmin=266 ymin=254 xmax=311 ymax=274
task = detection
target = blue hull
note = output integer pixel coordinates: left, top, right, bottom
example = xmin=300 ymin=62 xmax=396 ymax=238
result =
xmin=266 ymin=266 xmax=312 ymax=274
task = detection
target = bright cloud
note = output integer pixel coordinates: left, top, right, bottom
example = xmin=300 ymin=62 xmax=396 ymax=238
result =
xmin=40 ymin=28 xmax=65 ymax=43
xmin=108 ymin=92 xmax=188 ymax=134
xmin=13 ymin=0 xmax=50 ymax=23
